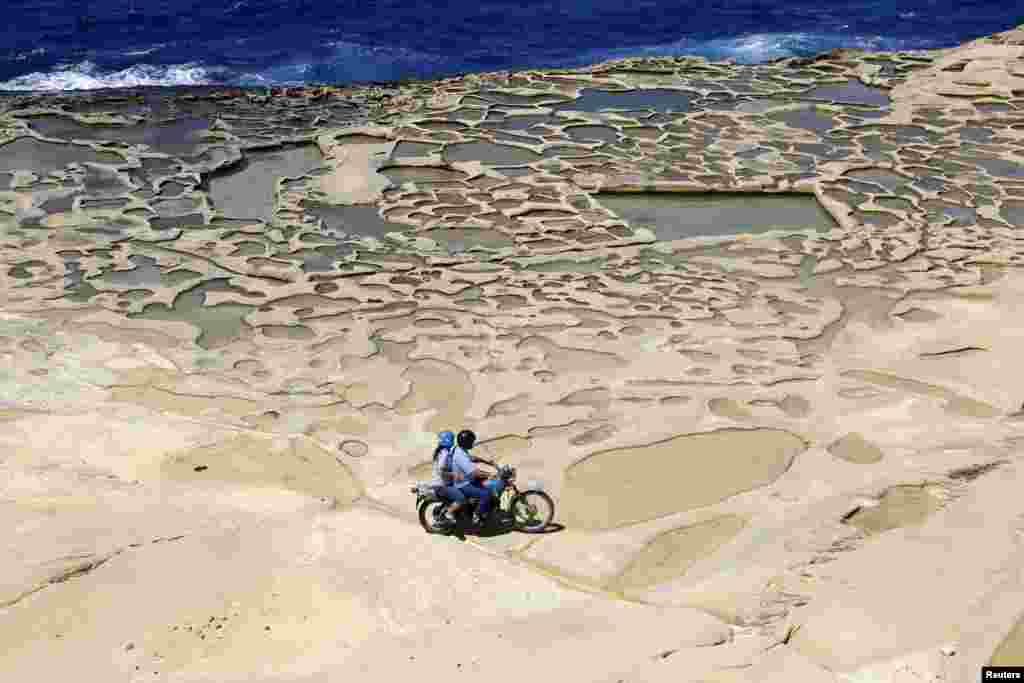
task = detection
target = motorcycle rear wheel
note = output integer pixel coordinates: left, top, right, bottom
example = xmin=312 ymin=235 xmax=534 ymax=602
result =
xmin=510 ymin=491 xmax=554 ymax=533
xmin=418 ymin=499 xmax=453 ymax=534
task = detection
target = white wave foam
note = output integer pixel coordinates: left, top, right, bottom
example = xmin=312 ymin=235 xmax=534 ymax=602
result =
xmin=0 ymin=60 xmax=223 ymax=91
xmin=674 ymin=32 xmax=904 ymax=63
xmin=575 ymin=31 xmax=935 ymax=66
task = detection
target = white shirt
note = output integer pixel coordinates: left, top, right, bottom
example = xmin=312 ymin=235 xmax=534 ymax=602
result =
xmin=449 ymin=446 xmax=476 ymax=489
xmin=430 ymin=447 xmax=453 ymax=487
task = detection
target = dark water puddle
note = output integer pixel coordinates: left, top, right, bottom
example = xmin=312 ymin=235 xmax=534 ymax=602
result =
xmin=494 ymin=114 xmax=562 ymax=132
xmin=39 ymin=193 xmax=80 ymax=213
xmin=149 ymin=213 xmax=206 ymax=230
xmin=960 ymin=126 xmax=994 ymax=143
xmin=909 ymin=174 xmax=948 ymax=193
xmin=595 ymin=191 xmax=837 ymax=239
xmin=300 ymin=201 xmax=411 ymax=241
xmin=94 ymin=254 xmax=200 ymax=287
xmin=843 ymin=169 xmax=911 ymax=194
xmin=563 ymin=125 xmax=620 ymax=144
xmin=128 ymin=156 xmax=180 ymax=190
xmin=975 ymin=102 xmax=1012 ymax=114
xmin=551 ymin=89 xmax=693 ymax=114
xmin=157 ymin=180 xmax=189 ymax=197
xmin=794 ymin=142 xmax=856 ymax=162
xmin=280 ymin=243 xmax=355 ymax=273
xmin=798 ymin=80 xmax=891 ymax=107
xmin=207 ymin=143 xmax=323 ymax=222
xmin=771 ymin=106 xmax=836 ymax=135
xmin=28 ymin=115 xmax=211 ymax=157
xmin=855 ymin=124 xmax=937 ymax=145
xmin=975 ymin=157 xmax=1024 ymax=178
xmin=0 ymin=137 xmax=124 ymax=175
xmin=378 ymin=165 xmax=468 ymax=185
xmin=392 ymin=141 xmax=443 ymax=158
xmin=444 ymin=141 xmax=541 ymax=166
xmin=83 ymin=164 xmax=133 ymax=196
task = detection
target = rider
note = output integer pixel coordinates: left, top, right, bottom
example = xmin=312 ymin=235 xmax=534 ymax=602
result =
xmin=432 ymin=431 xmax=465 ymax=525
xmin=450 ymin=429 xmax=494 ymax=526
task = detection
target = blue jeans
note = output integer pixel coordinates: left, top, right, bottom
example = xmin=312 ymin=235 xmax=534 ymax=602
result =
xmin=484 ymin=478 xmax=505 ymax=499
xmin=438 ymin=485 xmax=465 ymax=504
xmin=459 ymin=482 xmax=493 ymax=515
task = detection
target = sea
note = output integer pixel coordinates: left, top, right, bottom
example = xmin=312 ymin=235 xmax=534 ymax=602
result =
xmin=1 ymin=0 xmax=1022 ymax=92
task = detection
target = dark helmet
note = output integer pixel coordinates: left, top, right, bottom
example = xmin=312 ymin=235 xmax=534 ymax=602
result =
xmin=456 ymin=429 xmax=476 ymax=450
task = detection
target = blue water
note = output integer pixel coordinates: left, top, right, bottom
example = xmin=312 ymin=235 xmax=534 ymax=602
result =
xmin=1 ymin=0 xmax=1021 ymax=91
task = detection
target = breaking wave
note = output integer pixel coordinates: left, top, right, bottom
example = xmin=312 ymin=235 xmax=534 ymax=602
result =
xmin=569 ymin=31 xmax=941 ymax=66
xmin=0 ymin=61 xmax=226 ymax=91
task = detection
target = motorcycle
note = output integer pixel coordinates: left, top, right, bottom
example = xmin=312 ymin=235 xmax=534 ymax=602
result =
xmin=410 ymin=462 xmax=555 ymax=534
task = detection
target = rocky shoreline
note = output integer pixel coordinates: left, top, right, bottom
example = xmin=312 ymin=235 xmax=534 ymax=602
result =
xmin=3 ymin=24 xmax=1024 ymax=682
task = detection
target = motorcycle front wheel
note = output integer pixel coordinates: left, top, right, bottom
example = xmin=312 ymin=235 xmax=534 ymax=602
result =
xmin=418 ymin=499 xmax=452 ymax=534
xmin=510 ymin=490 xmax=554 ymax=533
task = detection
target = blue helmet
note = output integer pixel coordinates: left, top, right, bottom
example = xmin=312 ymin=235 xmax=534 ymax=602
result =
xmin=437 ymin=431 xmax=455 ymax=448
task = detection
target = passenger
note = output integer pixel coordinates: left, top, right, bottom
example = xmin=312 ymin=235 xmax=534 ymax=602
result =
xmin=432 ymin=431 xmax=465 ymax=525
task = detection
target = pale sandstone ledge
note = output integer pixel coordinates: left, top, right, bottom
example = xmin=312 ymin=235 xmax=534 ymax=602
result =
xmin=4 ymin=23 xmax=1024 ymax=683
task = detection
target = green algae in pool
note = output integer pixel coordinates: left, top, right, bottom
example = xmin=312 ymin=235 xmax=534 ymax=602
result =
xmin=594 ymin=192 xmax=837 ymax=239
xmin=128 ymin=278 xmax=258 ymax=349
xmin=423 ymin=227 xmax=515 ymax=253
xmin=518 ymin=257 xmax=608 ymax=273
